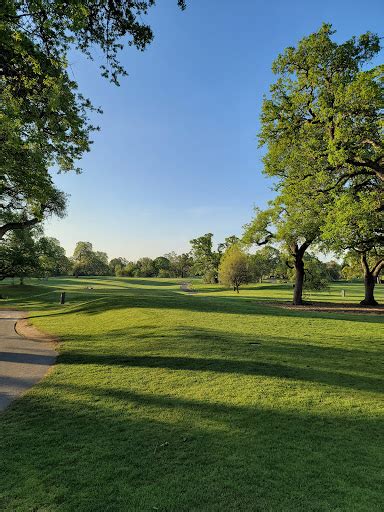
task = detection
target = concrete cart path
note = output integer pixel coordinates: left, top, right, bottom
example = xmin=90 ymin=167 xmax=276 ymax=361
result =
xmin=0 ymin=310 xmax=57 ymax=411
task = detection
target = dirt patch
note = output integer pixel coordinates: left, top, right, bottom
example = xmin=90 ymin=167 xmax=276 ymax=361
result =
xmin=258 ymin=301 xmax=384 ymax=315
xmin=15 ymin=318 xmax=59 ymax=347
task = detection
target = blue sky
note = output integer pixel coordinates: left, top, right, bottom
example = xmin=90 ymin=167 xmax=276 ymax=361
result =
xmin=45 ymin=0 xmax=384 ymax=260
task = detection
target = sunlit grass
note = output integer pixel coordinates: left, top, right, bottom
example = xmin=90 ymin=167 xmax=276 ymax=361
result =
xmin=0 ymin=277 xmax=383 ymax=511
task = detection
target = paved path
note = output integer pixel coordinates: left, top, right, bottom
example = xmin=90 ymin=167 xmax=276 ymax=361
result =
xmin=0 ymin=310 xmax=56 ymax=411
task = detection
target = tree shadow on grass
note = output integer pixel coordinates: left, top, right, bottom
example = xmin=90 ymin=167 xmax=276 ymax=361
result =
xmin=33 ymin=288 xmax=384 ymax=324
xmin=57 ymin=351 xmax=382 ymax=394
xmin=54 ymin=325 xmax=384 ymax=395
xmin=0 ymin=382 xmax=382 ymax=511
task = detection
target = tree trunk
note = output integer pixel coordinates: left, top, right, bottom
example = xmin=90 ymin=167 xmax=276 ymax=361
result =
xmin=360 ymin=253 xmax=379 ymax=306
xmin=293 ymin=257 xmax=305 ymax=305
xmin=360 ymin=273 xmax=378 ymax=306
xmin=287 ymin=240 xmax=312 ymax=306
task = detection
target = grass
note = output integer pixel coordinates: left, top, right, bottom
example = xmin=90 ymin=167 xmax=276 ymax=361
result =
xmin=0 ymin=277 xmax=383 ymax=511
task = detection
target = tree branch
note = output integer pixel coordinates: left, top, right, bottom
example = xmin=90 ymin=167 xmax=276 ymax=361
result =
xmin=0 ymin=218 xmax=40 ymax=240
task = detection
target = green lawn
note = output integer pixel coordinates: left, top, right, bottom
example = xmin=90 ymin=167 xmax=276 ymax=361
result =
xmin=0 ymin=278 xmax=383 ymax=511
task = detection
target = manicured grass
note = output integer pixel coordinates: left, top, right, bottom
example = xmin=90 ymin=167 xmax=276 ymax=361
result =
xmin=0 ymin=277 xmax=383 ymax=511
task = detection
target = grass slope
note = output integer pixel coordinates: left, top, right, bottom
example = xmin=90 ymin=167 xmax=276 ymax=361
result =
xmin=0 ymin=278 xmax=383 ymax=511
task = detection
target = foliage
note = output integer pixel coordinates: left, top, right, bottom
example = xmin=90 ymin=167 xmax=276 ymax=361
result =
xmin=71 ymin=241 xmax=109 ymax=276
xmin=260 ymin=23 xmax=383 ymax=187
xmin=0 ymin=229 xmax=70 ymax=281
xmin=321 ymin=190 xmax=384 ymax=255
xmin=38 ymin=237 xmax=72 ymax=276
xmin=250 ymin=24 xmax=383 ymax=304
xmin=109 ymin=257 xmax=128 ymax=276
xmin=1 ymin=1 xmax=186 ymax=85
xmin=341 ymin=251 xmax=383 ymax=281
xmin=321 ymin=189 xmax=384 ymax=302
xmin=248 ymin=246 xmax=281 ymax=282
xmin=123 ymin=261 xmax=138 ymax=277
xmin=153 ymin=256 xmax=171 ymax=274
xmin=190 ymin=233 xmax=220 ymax=283
xmin=218 ymin=245 xmax=250 ymax=292
xmin=217 ymin=235 xmax=240 ymax=253
xmin=0 ymin=229 xmax=41 ymax=282
xmin=136 ymin=257 xmax=156 ymax=277
xmin=325 ymin=261 xmax=342 ymax=281
xmin=0 ymin=13 xmax=95 ymax=238
xmin=286 ymin=254 xmax=330 ymax=291
xmin=164 ymin=252 xmax=193 ymax=278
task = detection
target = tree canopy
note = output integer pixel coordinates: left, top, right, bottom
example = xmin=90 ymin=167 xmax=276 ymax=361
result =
xmin=260 ymin=23 xmax=383 ymax=187
xmin=218 ymin=245 xmax=249 ymax=293
xmin=0 ymin=1 xmax=186 ymax=238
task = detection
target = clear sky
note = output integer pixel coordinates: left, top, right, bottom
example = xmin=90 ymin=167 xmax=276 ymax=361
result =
xmin=44 ymin=0 xmax=384 ymax=260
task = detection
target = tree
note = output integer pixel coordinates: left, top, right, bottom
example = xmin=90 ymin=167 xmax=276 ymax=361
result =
xmin=73 ymin=242 xmax=93 ymax=262
xmin=175 ymin=253 xmax=193 ymax=278
xmin=1 ymin=1 xmax=187 ymax=237
xmin=325 ymin=261 xmax=342 ymax=281
xmin=165 ymin=252 xmax=193 ymax=278
xmin=260 ymin=24 xmax=383 ymax=188
xmin=243 ymin=182 xmax=325 ymax=305
xmin=218 ymin=235 xmax=240 ymax=254
xmin=109 ymin=257 xmax=128 ymax=276
xmin=0 ymin=229 xmax=41 ymax=283
xmin=257 ymin=24 xmax=383 ymax=304
xmin=248 ymin=246 xmax=281 ymax=283
xmin=38 ymin=237 xmax=72 ymax=276
xmin=71 ymin=241 xmax=109 ymax=276
xmin=153 ymin=257 xmax=171 ymax=276
xmin=123 ymin=261 xmax=138 ymax=277
xmin=136 ymin=257 xmax=156 ymax=277
xmin=1 ymin=1 xmax=186 ymax=86
xmin=218 ymin=245 xmax=250 ymax=293
xmin=190 ymin=233 xmax=220 ymax=283
xmin=321 ymin=190 xmax=384 ymax=304
xmin=0 ymin=230 xmax=70 ymax=282
xmin=341 ymin=252 xmax=381 ymax=281
xmin=1 ymin=20 xmax=94 ymax=238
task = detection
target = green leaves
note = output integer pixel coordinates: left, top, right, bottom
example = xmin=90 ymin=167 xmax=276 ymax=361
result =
xmin=218 ymin=244 xmax=249 ymax=292
xmin=1 ymin=1 xmax=186 ymax=238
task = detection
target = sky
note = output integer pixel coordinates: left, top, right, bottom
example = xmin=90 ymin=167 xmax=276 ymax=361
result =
xmin=44 ymin=0 xmax=384 ymax=260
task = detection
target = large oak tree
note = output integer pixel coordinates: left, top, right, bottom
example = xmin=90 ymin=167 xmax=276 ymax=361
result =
xmin=258 ymin=24 xmax=383 ymax=305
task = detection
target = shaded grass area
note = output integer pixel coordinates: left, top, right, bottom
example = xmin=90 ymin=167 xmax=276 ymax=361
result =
xmin=0 ymin=277 xmax=383 ymax=511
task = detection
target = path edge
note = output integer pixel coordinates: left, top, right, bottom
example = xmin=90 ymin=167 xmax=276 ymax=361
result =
xmin=15 ymin=315 xmax=60 ymax=350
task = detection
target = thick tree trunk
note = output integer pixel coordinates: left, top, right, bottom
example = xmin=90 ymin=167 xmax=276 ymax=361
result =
xmin=287 ymin=240 xmax=312 ymax=306
xmin=359 ymin=253 xmax=383 ymax=306
xmin=360 ymin=273 xmax=377 ymax=306
xmin=293 ymin=257 xmax=305 ymax=305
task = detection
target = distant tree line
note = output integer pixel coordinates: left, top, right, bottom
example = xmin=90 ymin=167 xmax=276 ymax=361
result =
xmin=1 ymin=228 xmax=344 ymax=292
